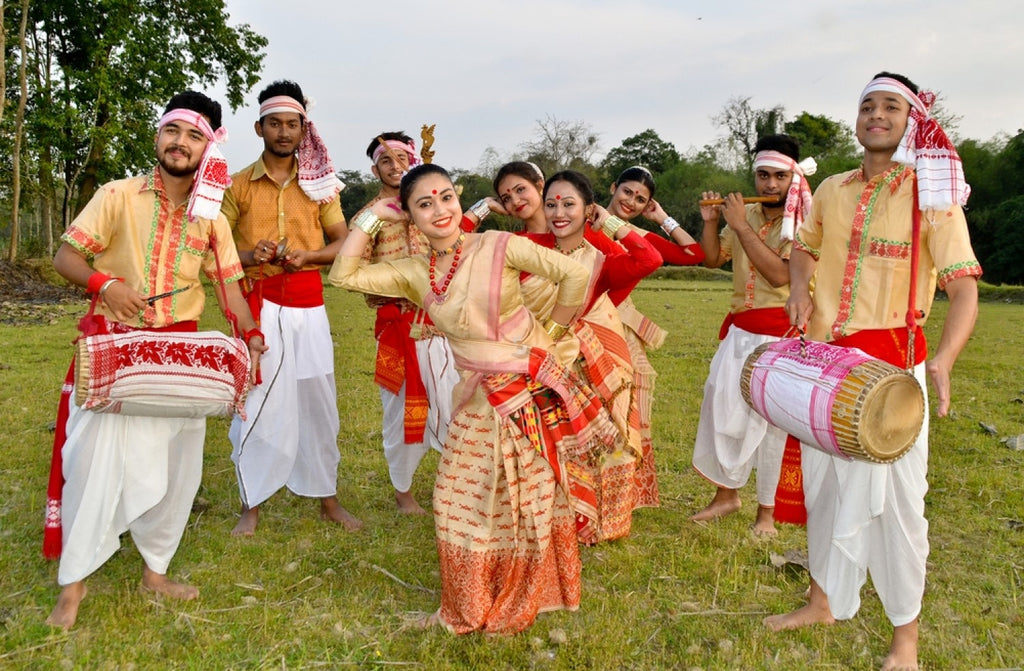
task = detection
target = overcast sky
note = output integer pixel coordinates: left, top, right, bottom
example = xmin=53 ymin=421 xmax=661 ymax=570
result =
xmin=211 ymin=0 xmax=1023 ymax=178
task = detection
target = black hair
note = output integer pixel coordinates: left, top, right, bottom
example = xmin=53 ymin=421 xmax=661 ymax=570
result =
xmin=872 ymin=71 xmax=920 ymax=95
xmin=614 ymin=166 xmax=656 ymax=197
xmin=257 ymin=80 xmax=306 ymax=123
xmin=399 ymin=163 xmax=453 ymax=210
xmin=543 ymin=170 xmax=595 ymax=206
xmin=492 ymin=161 xmax=545 ymax=194
xmin=753 ymin=134 xmax=801 ymax=162
xmin=366 ymin=131 xmax=415 ymax=160
xmin=163 ymin=91 xmax=223 ymax=131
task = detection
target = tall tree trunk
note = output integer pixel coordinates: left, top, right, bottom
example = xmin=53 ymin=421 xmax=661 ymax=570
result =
xmin=0 ymin=0 xmax=7 ymax=127
xmin=7 ymin=0 xmax=30 ymax=263
xmin=73 ymin=99 xmax=112 ymax=217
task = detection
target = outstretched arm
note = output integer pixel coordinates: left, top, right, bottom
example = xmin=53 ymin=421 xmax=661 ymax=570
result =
xmin=926 ymin=275 xmax=978 ymax=417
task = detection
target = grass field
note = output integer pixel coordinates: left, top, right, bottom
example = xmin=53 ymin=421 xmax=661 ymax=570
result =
xmin=0 ymin=274 xmax=1021 ymax=670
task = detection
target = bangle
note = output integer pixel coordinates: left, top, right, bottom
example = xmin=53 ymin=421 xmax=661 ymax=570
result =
xmin=661 ymin=216 xmax=681 ymax=235
xmin=543 ymin=318 xmax=570 ymax=341
xmin=98 ymin=278 xmax=120 ymax=297
xmin=352 ymin=210 xmax=384 ymax=237
xmin=87 ymin=272 xmax=113 ymax=294
xmin=243 ymin=328 xmax=265 ymax=346
xmin=601 ymin=215 xmax=628 ymax=238
xmin=469 ymin=199 xmax=490 ymax=221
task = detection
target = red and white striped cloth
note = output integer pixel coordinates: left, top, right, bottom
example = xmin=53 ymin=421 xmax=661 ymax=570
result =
xmin=752 ymin=151 xmax=817 ymax=241
xmin=860 ymin=76 xmax=970 ymax=210
xmin=259 ymin=95 xmax=344 ymax=203
xmin=158 ymin=109 xmax=230 ymax=221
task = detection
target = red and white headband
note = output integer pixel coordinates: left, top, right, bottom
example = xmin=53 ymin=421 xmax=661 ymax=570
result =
xmin=158 ymin=109 xmax=230 ymax=221
xmin=259 ymin=95 xmax=344 ymax=203
xmin=371 ymin=139 xmax=420 ymax=168
xmin=860 ymin=76 xmax=970 ymax=209
xmin=752 ymin=151 xmax=817 ymax=241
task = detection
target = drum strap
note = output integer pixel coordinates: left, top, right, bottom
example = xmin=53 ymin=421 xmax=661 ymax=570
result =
xmin=906 ymin=184 xmax=923 ymax=370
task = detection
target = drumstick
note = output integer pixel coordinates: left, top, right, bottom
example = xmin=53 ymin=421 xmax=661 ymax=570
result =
xmin=699 ymin=196 xmax=780 ymax=206
xmin=145 ymin=285 xmax=193 ymax=304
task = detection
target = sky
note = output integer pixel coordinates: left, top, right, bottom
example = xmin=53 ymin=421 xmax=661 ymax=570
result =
xmin=211 ymin=0 xmax=1024 ymax=178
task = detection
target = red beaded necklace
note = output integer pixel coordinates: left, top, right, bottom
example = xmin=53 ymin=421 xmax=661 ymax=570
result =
xmin=428 ymin=233 xmax=465 ymax=302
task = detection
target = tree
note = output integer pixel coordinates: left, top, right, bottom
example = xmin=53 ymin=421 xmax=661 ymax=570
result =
xmin=15 ymin=0 xmax=267 ymax=240
xmin=518 ymin=115 xmax=601 ymax=176
xmin=711 ymin=96 xmax=785 ymax=172
xmin=600 ymin=129 xmax=680 ymax=186
xmin=783 ymin=112 xmax=860 ymax=189
xmin=6 ymin=0 xmax=29 ymax=262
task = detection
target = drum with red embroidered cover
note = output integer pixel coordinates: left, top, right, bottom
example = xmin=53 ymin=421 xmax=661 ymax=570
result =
xmin=74 ymin=330 xmax=250 ymax=418
xmin=740 ymin=339 xmax=924 ymax=463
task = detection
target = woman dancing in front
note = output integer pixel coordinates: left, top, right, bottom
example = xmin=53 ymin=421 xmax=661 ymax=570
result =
xmin=329 ymin=164 xmax=618 ymax=634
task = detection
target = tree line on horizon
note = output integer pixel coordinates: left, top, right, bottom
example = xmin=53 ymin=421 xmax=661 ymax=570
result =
xmin=3 ymin=1 xmax=1022 ymax=285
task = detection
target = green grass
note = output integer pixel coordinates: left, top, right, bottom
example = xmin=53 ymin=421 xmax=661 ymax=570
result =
xmin=0 ymin=277 xmax=1021 ymax=670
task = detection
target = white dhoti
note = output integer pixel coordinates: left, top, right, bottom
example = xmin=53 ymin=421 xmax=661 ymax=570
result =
xmin=58 ymin=393 xmax=204 ymax=585
xmin=380 ymin=335 xmax=458 ymax=492
xmin=230 ymin=300 xmax=340 ymax=508
xmin=692 ymin=324 xmax=786 ymax=505
xmin=803 ymin=364 xmax=930 ymax=627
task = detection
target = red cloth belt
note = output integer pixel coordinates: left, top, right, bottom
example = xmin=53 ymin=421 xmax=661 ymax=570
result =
xmin=373 ymin=303 xmax=428 ymax=444
xmin=245 ymin=270 xmax=324 ymax=321
xmin=44 ymin=319 xmax=199 ymax=560
xmin=718 ymin=306 xmax=792 ymax=340
xmin=832 ymin=326 xmax=927 ymax=368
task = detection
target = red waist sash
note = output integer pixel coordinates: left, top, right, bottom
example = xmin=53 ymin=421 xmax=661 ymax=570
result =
xmin=374 ymin=303 xmax=428 ymax=444
xmin=832 ymin=326 xmax=927 ymax=368
xmin=718 ymin=306 xmax=791 ymax=340
xmin=245 ymin=270 xmax=324 ymax=321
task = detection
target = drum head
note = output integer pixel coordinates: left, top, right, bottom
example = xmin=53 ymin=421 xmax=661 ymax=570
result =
xmin=858 ymin=373 xmax=925 ymax=461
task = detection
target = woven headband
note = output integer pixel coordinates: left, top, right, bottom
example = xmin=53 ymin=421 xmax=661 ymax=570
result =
xmin=371 ymin=139 xmax=421 ymax=167
xmin=256 ymin=95 xmax=344 ymax=203
xmin=751 ymin=151 xmax=816 ymax=241
xmin=158 ymin=109 xmax=230 ymax=221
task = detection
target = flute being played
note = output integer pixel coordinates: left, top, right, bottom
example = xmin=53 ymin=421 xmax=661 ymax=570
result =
xmin=698 ymin=196 xmax=780 ymax=206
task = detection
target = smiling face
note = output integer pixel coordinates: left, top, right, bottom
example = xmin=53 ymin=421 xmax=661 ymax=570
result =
xmin=544 ymin=180 xmax=588 ymax=245
xmin=856 ymin=91 xmax=911 ymax=157
xmin=405 ymin=172 xmax=464 ymax=248
xmin=155 ymin=119 xmax=210 ymax=177
xmin=497 ymin=174 xmax=544 ymax=222
xmin=372 ymin=150 xmax=411 ymax=189
xmin=608 ymin=180 xmax=652 ymax=220
xmin=256 ymin=112 xmax=305 ymax=158
xmin=754 ymin=167 xmax=793 ymax=206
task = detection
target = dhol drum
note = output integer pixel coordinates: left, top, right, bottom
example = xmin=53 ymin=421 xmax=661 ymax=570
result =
xmin=740 ymin=339 xmax=924 ymax=463
xmin=75 ymin=330 xmax=250 ymax=418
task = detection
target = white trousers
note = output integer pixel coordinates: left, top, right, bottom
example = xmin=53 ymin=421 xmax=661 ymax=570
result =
xmin=380 ymin=336 xmax=458 ymax=492
xmin=803 ymin=364 xmax=930 ymax=627
xmin=692 ymin=325 xmax=785 ymax=505
xmin=230 ymin=300 xmax=340 ymax=507
xmin=58 ymin=394 xmax=204 ymax=585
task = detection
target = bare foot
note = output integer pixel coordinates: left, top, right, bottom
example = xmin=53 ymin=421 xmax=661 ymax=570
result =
xmin=231 ymin=505 xmax=259 ymax=536
xmin=751 ymin=505 xmax=778 ymax=537
xmin=140 ymin=566 xmax=198 ymax=600
xmin=881 ymin=621 xmax=919 ymax=671
xmin=46 ymin=581 xmax=87 ymax=630
xmin=416 ymin=610 xmax=442 ymax=629
xmin=395 ymin=490 xmax=427 ymax=515
xmin=320 ymin=496 xmax=364 ymax=531
xmin=690 ymin=487 xmax=741 ymax=522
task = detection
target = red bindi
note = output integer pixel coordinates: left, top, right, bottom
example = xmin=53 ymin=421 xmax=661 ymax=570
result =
xmin=432 ymin=189 xmax=437 ymax=195
xmin=555 ymin=194 xmax=561 ymax=200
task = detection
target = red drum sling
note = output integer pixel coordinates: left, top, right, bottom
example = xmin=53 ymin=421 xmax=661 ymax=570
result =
xmin=740 ymin=339 xmax=924 ymax=463
xmin=75 ymin=330 xmax=250 ymax=418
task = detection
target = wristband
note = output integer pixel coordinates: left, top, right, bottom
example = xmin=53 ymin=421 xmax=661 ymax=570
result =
xmin=98 ymin=278 xmax=121 ymax=297
xmin=661 ymin=216 xmax=681 ymax=235
xmin=87 ymin=272 xmax=113 ymax=294
xmin=243 ymin=328 xmax=265 ymax=346
xmin=600 ymin=215 xmax=628 ymax=238
xmin=543 ymin=318 xmax=569 ymax=341
xmin=352 ymin=210 xmax=384 ymax=237
xmin=469 ymin=199 xmax=491 ymax=221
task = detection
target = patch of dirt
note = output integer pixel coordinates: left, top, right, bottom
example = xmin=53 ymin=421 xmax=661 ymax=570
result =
xmin=0 ymin=260 xmax=84 ymax=325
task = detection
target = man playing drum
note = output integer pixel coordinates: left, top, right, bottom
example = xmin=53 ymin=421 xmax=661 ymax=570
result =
xmin=350 ymin=132 xmax=460 ymax=515
xmin=222 ymin=80 xmax=363 ymax=536
xmin=691 ymin=134 xmax=812 ymax=536
xmin=47 ymin=91 xmax=265 ymax=629
xmin=767 ymin=72 xmax=981 ymax=671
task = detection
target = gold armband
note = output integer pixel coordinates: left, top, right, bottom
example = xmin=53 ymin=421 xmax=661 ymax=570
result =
xmin=601 ymin=215 xmax=628 ymax=238
xmin=543 ymin=318 xmax=570 ymax=341
xmin=352 ymin=210 xmax=384 ymax=237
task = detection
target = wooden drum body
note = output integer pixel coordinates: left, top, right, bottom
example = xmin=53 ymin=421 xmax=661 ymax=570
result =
xmin=75 ymin=330 xmax=250 ymax=418
xmin=740 ymin=339 xmax=924 ymax=463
